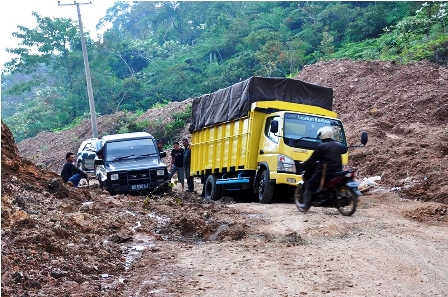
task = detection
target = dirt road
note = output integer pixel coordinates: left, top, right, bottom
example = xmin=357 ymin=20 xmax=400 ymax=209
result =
xmin=121 ymin=190 xmax=448 ymax=297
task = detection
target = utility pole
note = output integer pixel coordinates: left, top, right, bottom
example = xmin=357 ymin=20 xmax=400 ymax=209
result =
xmin=58 ymin=1 xmax=98 ymax=138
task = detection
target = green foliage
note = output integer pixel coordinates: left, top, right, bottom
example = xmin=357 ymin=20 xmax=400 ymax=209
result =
xmin=333 ymin=2 xmax=448 ymax=64
xmin=144 ymin=104 xmax=192 ymax=144
xmin=151 ymin=99 xmax=170 ymax=109
xmin=118 ymin=118 xmax=150 ymax=134
xmin=3 ymin=1 xmax=448 ymax=143
xmin=5 ymin=99 xmax=63 ymax=142
xmin=4 ymin=12 xmax=79 ymax=74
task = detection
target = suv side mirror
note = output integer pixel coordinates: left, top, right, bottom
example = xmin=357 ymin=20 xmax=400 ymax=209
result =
xmin=159 ymin=151 xmax=167 ymax=158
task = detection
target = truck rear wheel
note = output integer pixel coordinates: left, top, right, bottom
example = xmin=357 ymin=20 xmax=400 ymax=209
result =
xmin=204 ymin=174 xmax=222 ymax=201
xmin=258 ymin=169 xmax=274 ymax=204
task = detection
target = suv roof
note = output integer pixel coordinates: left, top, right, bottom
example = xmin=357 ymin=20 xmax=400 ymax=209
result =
xmin=78 ymin=138 xmax=101 ymax=151
xmin=101 ymin=132 xmax=154 ymax=142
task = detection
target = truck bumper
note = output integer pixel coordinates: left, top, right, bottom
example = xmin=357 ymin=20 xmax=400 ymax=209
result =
xmin=271 ymin=172 xmax=303 ymax=186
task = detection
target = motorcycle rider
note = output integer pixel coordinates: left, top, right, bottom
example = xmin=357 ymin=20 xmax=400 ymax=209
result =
xmin=299 ymin=126 xmax=346 ymax=212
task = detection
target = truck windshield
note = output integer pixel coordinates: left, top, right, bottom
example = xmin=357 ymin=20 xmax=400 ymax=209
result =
xmin=283 ymin=113 xmax=347 ymax=149
xmin=105 ymin=138 xmax=157 ymax=162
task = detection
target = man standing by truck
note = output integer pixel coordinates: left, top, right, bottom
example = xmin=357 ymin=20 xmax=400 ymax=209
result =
xmin=169 ymin=141 xmax=185 ymax=191
xmin=182 ymin=138 xmax=195 ymax=192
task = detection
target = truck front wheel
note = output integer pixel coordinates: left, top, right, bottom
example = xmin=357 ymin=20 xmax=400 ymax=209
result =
xmin=204 ymin=174 xmax=222 ymax=201
xmin=258 ymin=169 xmax=274 ymax=204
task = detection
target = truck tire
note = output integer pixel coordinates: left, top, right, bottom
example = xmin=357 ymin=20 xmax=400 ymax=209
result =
xmin=204 ymin=174 xmax=222 ymax=201
xmin=258 ymin=169 xmax=274 ymax=204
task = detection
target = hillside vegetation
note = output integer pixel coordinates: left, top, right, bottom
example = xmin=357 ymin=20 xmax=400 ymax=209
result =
xmin=2 ymin=1 xmax=448 ymax=142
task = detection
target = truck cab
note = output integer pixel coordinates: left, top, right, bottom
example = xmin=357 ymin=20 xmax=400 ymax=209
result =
xmin=95 ymin=132 xmax=169 ymax=195
xmin=253 ymin=102 xmax=349 ymax=202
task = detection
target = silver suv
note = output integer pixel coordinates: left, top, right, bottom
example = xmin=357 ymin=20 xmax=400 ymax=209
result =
xmin=76 ymin=138 xmax=102 ymax=172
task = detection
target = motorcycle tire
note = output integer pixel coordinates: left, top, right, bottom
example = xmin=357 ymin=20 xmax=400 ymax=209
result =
xmin=293 ymin=185 xmax=310 ymax=212
xmin=336 ymin=186 xmax=358 ymax=216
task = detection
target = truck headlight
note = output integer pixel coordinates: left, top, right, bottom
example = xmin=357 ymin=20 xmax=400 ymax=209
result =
xmin=110 ymin=173 xmax=119 ymax=180
xmin=278 ymin=155 xmax=296 ymax=173
xmin=157 ymin=169 xmax=165 ymax=176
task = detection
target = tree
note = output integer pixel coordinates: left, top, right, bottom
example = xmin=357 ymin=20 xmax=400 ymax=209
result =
xmin=4 ymin=13 xmax=78 ymax=79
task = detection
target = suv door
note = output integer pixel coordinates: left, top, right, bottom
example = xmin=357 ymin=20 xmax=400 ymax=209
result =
xmin=77 ymin=139 xmax=100 ymax=172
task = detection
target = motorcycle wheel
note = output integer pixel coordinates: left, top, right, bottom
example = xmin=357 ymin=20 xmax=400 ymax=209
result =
xmin=293 ymin=185 xmax=310 ymax=212
xmin=336 ymin=186 xmax=358 ymax=216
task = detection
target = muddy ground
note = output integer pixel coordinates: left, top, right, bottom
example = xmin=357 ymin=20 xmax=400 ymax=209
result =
xmin=2 ymin=59 xmax=448 ymax=296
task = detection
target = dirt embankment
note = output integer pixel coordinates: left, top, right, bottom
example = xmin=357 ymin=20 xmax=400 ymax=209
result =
xmin=295 ymin=59 xmax=448 ymax=203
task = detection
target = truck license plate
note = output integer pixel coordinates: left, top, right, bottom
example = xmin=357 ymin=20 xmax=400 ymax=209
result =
xmin=131 ymin=184 xmax=149 ymax=190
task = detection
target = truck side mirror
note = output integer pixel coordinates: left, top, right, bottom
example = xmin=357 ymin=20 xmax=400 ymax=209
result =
xmin=361 ymin=131 xmax=368 ymax=146
xmin=270 ymin=120 xmax=279 ymax=134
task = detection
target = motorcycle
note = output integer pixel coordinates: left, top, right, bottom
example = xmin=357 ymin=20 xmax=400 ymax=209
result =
xmin=294 ymin=163 xmax=362 ymax=216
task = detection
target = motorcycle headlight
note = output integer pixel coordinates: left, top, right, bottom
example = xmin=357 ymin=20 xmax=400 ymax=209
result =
xmin=278 ymin=155 xmax=296 ymax=173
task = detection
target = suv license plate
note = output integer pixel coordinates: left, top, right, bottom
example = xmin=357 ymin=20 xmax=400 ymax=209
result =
xmin=131 ymin=184 xmax=149 ymax=190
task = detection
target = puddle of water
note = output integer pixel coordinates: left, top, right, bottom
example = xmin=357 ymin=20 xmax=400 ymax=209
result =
xmin=123 ymin=233 xmax=155 ymax=271
xmin=246 ymin=213 xmax=264 ymax=219
xmin=125 ymin=210 xmax=137 ymax=216
xmin=148 ymin=212 xmax=171 ymax=236
xmin=208 ymin=224 xmax=229 ymax=241
xmin=120 ymin=212 xmax=171 ymax=272
xmin=131 ymin=221 xmax=141 ymax=232
xmin=148 ymin=212 xmax=170 ymax=224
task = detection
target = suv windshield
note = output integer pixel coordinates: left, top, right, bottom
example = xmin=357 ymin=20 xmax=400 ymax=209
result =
xmin=105 ymin=138 xmax=157 ymax=162
xmin=283 ymin=113 xmax=346 ymax=149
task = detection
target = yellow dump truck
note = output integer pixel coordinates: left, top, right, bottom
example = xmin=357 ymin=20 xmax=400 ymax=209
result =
xmin=189 ymin=77 xmax=352 ymax=203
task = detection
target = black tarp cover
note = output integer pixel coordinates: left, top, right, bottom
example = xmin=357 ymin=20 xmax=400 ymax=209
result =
xmin=191 ymin=76 xmax=333 ymax=131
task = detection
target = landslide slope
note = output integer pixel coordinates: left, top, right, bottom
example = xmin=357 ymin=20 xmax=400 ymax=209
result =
xmin=15 ymin=59 xmax=448 ymax=203
xmin=295 ymin=59 xmax=448 ymax=203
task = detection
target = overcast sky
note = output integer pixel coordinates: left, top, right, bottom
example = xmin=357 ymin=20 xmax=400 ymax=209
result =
xmin=0 ymin=0 xmax=116 ymax=68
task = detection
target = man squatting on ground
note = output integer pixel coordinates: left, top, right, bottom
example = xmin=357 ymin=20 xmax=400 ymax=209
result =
xmin=61 ymin=152 xmax=88 ymax=187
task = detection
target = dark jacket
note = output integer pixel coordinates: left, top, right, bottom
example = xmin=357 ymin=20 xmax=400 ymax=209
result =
xmin=183 ymin=145 xmax=191 ymax=167
xmin=61 ymin=162 xmax=87 ymax=183
xmin=302 ymin=139 xmax=344 ymax=175
xmin=171 ymin=148 xmax=184 ymax=168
